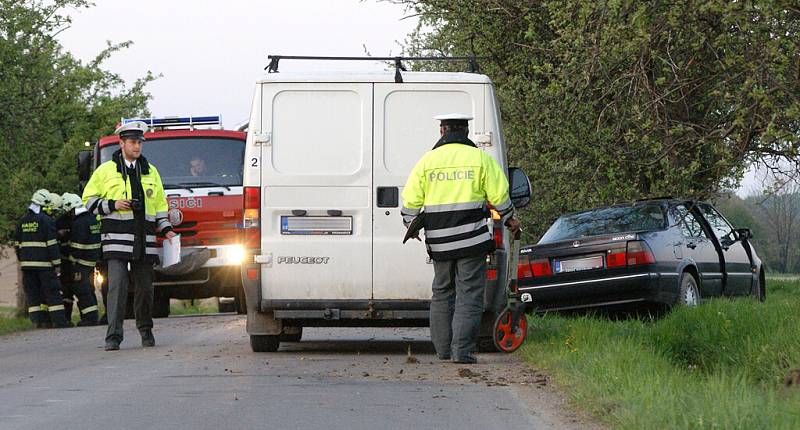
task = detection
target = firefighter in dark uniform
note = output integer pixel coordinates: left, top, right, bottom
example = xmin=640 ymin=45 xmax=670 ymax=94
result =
xmin=401 ymin=114 xmax=521 ymax=364
xmin=13 ymin=189 xmax=69 ymax=328
xmin=54 ymin=192 xmax=75 ymax=323
xmin=61 ymin=193 xmax=100 ymax=326
xmin=82 ymin=121 xmax=175 ymax=351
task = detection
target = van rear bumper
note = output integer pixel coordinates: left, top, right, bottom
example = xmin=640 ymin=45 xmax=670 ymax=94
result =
xmin=261 ymin=299 xmax=431 ymax=325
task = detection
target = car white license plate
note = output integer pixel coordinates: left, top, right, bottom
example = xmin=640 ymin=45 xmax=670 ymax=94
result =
xmin=554 ymin=255 xmax=604 ymax=273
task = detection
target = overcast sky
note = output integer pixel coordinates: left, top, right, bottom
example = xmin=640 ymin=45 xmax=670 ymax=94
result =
xmin=57 ymin=1 xmax=761 ymax=196
xmin=58 ymin=0 xmax=418 ymax=127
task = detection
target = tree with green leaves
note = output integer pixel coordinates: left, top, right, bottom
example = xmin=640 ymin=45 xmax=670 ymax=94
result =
xmin=0 ymin=0 xmax=156 ymax=244
xmin=395 ymin=0 xmax=800 ymax=239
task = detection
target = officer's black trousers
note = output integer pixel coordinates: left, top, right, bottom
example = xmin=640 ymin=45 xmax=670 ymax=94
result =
xmin=22 ymin=269 xmax=67 ymax=326
xmin=105 ymin=259 xmax=154 ymax=344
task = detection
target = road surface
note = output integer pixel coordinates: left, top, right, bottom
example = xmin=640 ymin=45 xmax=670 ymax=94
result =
xmin=0 ymin=315 xmax=596 ymax=430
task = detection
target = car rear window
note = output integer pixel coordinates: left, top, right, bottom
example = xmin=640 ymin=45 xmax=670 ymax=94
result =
xmin=539 ymin=203 xmax=667 ymax=244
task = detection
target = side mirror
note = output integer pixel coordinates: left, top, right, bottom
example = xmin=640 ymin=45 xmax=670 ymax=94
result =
xmin=77 ymin=150 xmax=92 ymax=182
xmin=508 ymin=167 xmax=531 ymax=209
xmin=736 ymin=228 xmax=753 ymax=240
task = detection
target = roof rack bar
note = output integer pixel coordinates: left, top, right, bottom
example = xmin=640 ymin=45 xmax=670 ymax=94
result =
xmin=265 ymin=55 xmax=484 ymax=83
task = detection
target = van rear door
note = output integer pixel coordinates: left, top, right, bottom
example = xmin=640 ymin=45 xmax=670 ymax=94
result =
xmin=259 ymin=83 xmax=373 ymax=300
xmin=372 ymin=83 xmax=487 ymax=300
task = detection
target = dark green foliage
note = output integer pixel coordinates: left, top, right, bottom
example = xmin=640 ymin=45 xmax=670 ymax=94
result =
xmin=396 ymin=1 xmax=800 ymax=240
xmin=0 ymin=0 xmax=155 ymax=243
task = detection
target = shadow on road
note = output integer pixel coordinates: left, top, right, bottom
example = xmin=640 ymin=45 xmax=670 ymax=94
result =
xmin=278 ymin=339 xmax=435 ymax=355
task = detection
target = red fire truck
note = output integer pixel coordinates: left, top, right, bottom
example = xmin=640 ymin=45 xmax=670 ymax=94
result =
xmin=78 ymin=115 xmax=247 ymax=317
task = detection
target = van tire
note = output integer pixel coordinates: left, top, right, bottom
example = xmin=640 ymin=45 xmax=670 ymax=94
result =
xmin=250 ymin=335 xmax=280 ymax=352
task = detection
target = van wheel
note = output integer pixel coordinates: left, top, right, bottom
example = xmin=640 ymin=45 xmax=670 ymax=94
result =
xmin=678 ymin=273 xmax=700 ymax=306
xmin=250 ymin=335 xmax=280 ymax=352
xmin=280 ymin=327 xmax=303 ymax=342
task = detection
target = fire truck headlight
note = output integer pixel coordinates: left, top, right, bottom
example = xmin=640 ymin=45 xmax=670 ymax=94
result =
xmin=225 ymin=245 xmax=246 ymax=265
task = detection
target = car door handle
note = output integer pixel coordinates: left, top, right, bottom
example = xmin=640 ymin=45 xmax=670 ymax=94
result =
xmin=686 ymin=242 xmax=697 ymax=249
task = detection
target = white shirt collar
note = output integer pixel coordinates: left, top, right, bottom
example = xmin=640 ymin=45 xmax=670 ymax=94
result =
xmin=28 ymin=203 xmax=41 ymax=214
xmin=124 ymin=158 xmax=136 ymax=169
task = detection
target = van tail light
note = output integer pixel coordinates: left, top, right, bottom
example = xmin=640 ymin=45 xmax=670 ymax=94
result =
xmin=530 ymin=258 xmax=553 ymax=277
xmin=626 ymin=240 xmax=656 ymax=266
xmin=517 ymin=255 xmax=532 ymax=278
xmin=243 ymin=186 xmax=260 ymax=250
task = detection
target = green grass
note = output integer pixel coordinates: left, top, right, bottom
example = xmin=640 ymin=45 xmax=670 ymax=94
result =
xmin=169 ymin=300 xmax=218 ymax=316
xmin=520 ymin=280 xmax=800 ymax=429
xmin=0 ymin=306 xmax=33 ymax=335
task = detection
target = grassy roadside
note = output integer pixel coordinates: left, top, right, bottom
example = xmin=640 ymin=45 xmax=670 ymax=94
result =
xmin=520 ymin=279 xmax=800 ymax=429
xmin=0 ymin=306 xmax=33 ymax=335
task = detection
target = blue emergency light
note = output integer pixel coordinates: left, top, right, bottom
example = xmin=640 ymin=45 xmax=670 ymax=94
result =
xmin=122 ymin=115 xmax=221 ymax=128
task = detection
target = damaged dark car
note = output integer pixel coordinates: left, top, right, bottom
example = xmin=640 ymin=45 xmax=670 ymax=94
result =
xmin=518 ymin=198 xmax=765 ymax=312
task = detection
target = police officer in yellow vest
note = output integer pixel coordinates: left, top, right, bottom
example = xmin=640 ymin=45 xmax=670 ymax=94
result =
xmin=82 ymin=121 xmax=176 ymax=351
xmin=401 ymin=113 xmax=521 ymax=364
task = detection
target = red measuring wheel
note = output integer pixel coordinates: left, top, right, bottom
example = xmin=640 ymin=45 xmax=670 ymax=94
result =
xmin=493 ymin=307 xmax=528 ymax=353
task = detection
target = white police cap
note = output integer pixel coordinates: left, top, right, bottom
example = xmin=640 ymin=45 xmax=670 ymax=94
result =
xmin=433 ymin=113 xmax=473 ymax=121
xmin=114 ymin=121 xmax=148 ymax=141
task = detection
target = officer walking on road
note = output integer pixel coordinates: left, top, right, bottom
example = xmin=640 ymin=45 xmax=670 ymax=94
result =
xmin=401 ymin=114 xmax=520 ymax=364
xmin=82 ymin=121 xmax=175 ymax=350
xmin=13 ymin=189 xmax=69 ymax=328
xmin=61 ymin=193 xmax=101 ymax=326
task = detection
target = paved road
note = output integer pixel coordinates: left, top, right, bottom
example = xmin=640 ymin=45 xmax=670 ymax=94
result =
xmin=0 ymin=315 xmax=588 ymax=430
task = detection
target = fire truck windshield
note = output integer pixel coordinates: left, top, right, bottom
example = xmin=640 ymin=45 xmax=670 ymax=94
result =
xmin=99 ymin=137 xmax=245 ymax=188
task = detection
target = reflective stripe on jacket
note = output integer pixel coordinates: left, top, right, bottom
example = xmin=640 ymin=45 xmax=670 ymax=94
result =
xmin=81 ymin=150 xmax=172 ymax=263
xmin=401 ymin=135 xmax=513 ymax=261
xmin=67 ymin=211 xmax=101 ymax=267
xmin=15 ymin=210 xmax=61 ymax=270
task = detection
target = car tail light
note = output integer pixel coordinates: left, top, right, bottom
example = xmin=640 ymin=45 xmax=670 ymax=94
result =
xmin=530 ymin=258 xmax=552 ymax=277
xmin=487 ymin=268 xmax=497 ymax=281
xmin=243 ymin=186 xmax=260 ymax=250
xmin=626 ymin=240 xmax=656 ymax=266
xmin=490 ymin=209 xmax=503 ymax=248
xmin=606 ymin=247 xmax=627 ymax=268
xmin=517 ymin=255 xmax=532 ymax=278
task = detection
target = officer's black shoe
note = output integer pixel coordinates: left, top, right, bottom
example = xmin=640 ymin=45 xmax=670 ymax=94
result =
xmin=436 ymin=354 xmax=452 ymax=361
xmin=141 ymin=330 xmax=155 ymax=347
xmin=104 ymin=341 xmax=120 ymax=351
xmin=452 ymin=354 xmax=478 ymax=364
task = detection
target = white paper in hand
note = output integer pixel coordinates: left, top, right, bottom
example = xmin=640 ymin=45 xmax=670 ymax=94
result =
xmin=162 ymin=234 xmax=181 ymax=268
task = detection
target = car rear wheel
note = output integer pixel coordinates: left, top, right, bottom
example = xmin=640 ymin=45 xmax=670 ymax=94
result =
xmin=678 ymin=273 xmax=700 ymax=306
xmin=250 ymin=335 xmax=280 ymax=352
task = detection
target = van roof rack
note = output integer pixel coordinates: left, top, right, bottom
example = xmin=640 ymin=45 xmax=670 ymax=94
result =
xmin=265 ymin=55 xmax=483 ymax=83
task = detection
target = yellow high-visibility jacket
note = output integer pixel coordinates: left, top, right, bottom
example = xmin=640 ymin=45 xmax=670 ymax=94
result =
xmin=401 ymin=136 xmax=513 ymax=261
xmin=82 ymin=150 xmax=172 ymax=263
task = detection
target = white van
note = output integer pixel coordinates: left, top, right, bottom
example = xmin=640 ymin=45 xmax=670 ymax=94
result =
xmin=241 ymin=61 xmax=531 ymax=352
